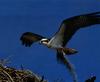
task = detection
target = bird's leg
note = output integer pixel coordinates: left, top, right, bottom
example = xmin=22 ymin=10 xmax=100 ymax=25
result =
xmin=57 ymin=47 xmax=78 ymax=55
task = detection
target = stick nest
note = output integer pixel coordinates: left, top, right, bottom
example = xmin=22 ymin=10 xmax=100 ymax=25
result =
xmin=0 ymin=64 xmax=47 ymax=82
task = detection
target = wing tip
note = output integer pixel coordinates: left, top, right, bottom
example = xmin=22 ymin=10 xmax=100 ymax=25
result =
xmin=20 ymin=32 xmax=33 ymax=47
xmin=20 ymin=39 xmax=33 ymax=47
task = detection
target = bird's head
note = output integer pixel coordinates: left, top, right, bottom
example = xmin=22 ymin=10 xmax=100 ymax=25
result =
xmin=40 ymin=38 xmax=49 ymax=45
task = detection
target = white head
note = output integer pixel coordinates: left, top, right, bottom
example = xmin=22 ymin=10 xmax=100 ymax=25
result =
xmin=40 ymin=38 xmax=49 ymax=45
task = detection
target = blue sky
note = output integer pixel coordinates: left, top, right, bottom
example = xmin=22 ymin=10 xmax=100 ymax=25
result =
xmin=0 ymin=0 xmax=100 ymax=82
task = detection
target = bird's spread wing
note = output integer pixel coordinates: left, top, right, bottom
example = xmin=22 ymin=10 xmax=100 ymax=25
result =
xmin=20 ymin=32 xmax=45 ymax=47
xmin=57 ymin=50 xmax=78 ymax=82
xmin=49 ymin=12 xmax=100 ymax=46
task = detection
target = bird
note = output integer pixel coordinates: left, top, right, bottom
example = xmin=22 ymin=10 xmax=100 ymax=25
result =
xmin=85 ymin=76 xmax=96 ymax=82
xmin=20 ymin=11 xmax=100 ymax=82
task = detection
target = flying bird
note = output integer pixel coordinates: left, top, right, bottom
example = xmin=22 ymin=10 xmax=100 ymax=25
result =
xmin=20 ymin=11 xmax=100 ymax=82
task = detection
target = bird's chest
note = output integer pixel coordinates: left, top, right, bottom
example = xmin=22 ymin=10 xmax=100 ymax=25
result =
xmin=48 ymin=35 xmax=63 ymax=47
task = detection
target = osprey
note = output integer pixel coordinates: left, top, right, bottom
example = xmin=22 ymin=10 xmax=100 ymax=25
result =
xmin=20 ymin=12 xmax=100 ymax=82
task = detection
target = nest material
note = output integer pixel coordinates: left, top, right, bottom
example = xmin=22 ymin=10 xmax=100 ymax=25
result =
xmin=0 ymin=65 xmax=47 ymax=82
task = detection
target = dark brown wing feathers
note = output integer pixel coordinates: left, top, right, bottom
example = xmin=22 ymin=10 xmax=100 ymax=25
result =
xmin=56 ymin=12 xmax=100 ymax=46
xmin=20 ymin=32 xmax=44 ymax=47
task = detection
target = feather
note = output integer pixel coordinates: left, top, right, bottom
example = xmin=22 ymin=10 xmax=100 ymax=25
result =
xmin=20 ymin=32 xmax=45 ymax=47
xmin=57 ymin=50 xmax=78 ymax=82
xmin=49 ymin=12 xmax=100 ymax=47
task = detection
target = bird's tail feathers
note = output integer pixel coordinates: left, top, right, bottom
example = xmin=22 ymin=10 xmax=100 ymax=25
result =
xmin=56 ymin=50 xmax=78 ymax=82
xmin=57 ymin=47 xmax=78 ymax=55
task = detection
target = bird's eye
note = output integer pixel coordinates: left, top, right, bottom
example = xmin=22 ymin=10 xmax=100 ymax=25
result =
xmin=40 ymin=40 xmax=43 ymax=43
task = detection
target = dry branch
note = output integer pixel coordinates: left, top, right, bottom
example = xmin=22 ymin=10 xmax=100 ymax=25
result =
xmin=0 ymin=64 xmax=48 ymax=82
